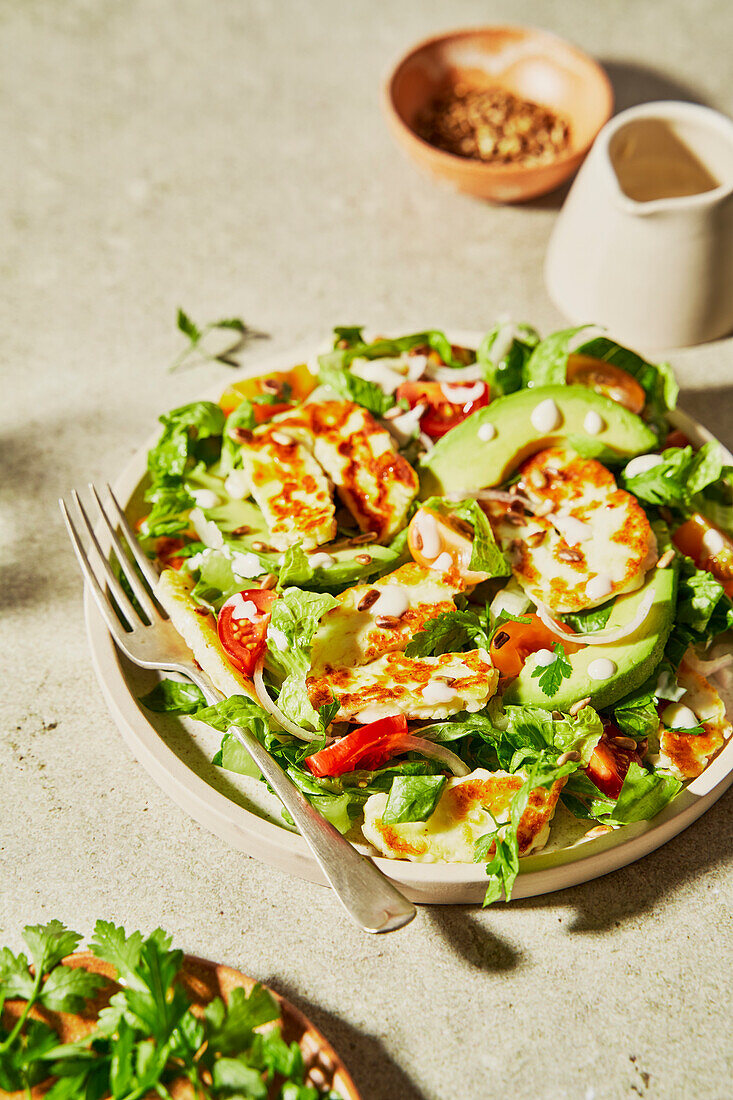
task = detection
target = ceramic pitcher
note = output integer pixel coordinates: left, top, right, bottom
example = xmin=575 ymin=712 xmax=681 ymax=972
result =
xmin=545 ymin=101 xmax=733 ymax=349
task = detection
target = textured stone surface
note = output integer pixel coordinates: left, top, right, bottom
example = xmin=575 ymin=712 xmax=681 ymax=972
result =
xmin=2 ymin=2 xmax=732 ymax=1098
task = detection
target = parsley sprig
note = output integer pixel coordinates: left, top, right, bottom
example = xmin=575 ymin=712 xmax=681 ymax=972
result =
xmin=169 ymin=308 xmax=266 ymax=372
xmin=0 ymin=920 xmax=342 ymax=1099
xmin=530 ymin=643 xmax=572 ymax=697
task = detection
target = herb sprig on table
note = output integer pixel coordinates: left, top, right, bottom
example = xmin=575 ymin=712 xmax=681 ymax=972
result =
xmin=0 ymin=919 xmax=341 ymax=1099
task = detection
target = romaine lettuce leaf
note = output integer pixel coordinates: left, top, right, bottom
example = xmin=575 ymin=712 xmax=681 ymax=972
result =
xmin=148 ymin=401 xmax=225 ymax=481
xmin=265 ymin=588 xmax=338 ymax=730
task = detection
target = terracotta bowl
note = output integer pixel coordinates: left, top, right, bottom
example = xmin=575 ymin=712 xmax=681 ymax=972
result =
xmin=384 ymin=25 xmax=613 ymax=203
xmin=3 ymin=952 xmax=361 ymax=1099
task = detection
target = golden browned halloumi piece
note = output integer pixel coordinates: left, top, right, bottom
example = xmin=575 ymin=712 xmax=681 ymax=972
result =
xmin=272 ymin=400 xmax=418 ymax=541
xmin=362 ymin=768 xmax=564 ymax=863
xmin=155 ymin=568 xmax=255 ymax=699
xmin=659 ymin=655 xmax=732 ymax=779
xmin=235 ymin=429 xmax=336 ymax=551
xmin=308 ymin=562 xmax=460 ymax=677
xmin=308 ymin=648 xmax=498 ymax=723
xmin=487 ymin=447 xmax=657 ymax=613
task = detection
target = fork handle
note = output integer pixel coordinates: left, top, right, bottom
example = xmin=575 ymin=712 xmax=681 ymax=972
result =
xmin=191 ymin=675 xmax=416 ymax=933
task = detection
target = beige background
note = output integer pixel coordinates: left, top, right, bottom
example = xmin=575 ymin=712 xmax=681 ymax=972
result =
xmin=2 ymin=2 xmax=732 ymax=1098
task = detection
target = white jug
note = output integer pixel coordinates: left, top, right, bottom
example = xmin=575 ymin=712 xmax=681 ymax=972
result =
xmin=545 ymin=101 xmax=733 ymax=349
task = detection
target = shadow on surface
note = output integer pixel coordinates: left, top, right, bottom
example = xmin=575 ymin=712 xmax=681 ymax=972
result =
xmin=601 ymin=59 xmax=710 ymax=116
xmin=511 ymin=783 xmax=733 ymax=933
xmin=261 ymin=979 xmax=428 ymax=1100
xmin=428 ymin=907 xmax=523 ymax=973
xmin=678 ymin=385 xmax=733 ymax=453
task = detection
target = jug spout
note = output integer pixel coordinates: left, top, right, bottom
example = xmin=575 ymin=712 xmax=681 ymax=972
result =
xmin=602 ymin=101 xmax=733 ymax=215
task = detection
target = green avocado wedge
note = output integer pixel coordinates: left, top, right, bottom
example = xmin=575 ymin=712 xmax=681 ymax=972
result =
xmin=503 ymin=565 xmax=678 ymax=712
xmin=419 ymin=384 xmax=658 ymax=495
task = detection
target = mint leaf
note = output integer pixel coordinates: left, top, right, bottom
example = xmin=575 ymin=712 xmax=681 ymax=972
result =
xmin=382 ymin=775 xmax=446 ymax=824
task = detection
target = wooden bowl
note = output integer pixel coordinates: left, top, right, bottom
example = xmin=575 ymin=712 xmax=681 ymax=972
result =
xmin=384 ymin=25 xmax=613 ymax=202
xmin=3 ymin=952 xmax=361 ymax=1099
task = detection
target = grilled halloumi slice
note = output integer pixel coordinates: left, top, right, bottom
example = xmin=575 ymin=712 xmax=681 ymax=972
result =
xmin=308 ymin=648 xmax=498 ymax=723
xmin=487 ymin=447 xmax=657 ymax=613
xmin=234 ymin=429 xmax=336 ymax=551
xmin=272 ymin=400 xmax=419 ymax=541
xmin=362 ymin=768 xmax=564 ymax=863
xmin=309 ymin=562 xmax=460 ymax=677
xmin=658 ymin=656 xmax=732 ymax=779
xmin=155 ymin=568 xmax=255 ymax=699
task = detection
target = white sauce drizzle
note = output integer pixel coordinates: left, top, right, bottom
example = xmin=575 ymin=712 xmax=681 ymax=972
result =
xmin=372 ymin=586 xmax=411 ymax=618
xmin=530 ymin=398 xmax=562 ymax=433
xmin=439 ymin=381 xmax=486 ymax=404
xmin=583 ymin=410 xmax=605 ymax=436
xmin=588 ymin=658 xmax=617 ymax=681
xmin=702 ymin=527 xmax=726 ymax=556
xmin=309 ymin=552 xmax=336 ymax=568
xmin=191 ymin=488 xmax=220 ymax=510
xmin=586 ymin=574 xmax=613 ymax=601
xmin=267 ymin=625 xmax=289 ymax=651
xmin=533 ymin=648 xmax=558 ymax=667
xmin=550 ymin=513 xmax=593 ymax=546
xmin=224 ymin=470 xmax=251 ymax=500
xmin=225 ymin=594 xmax=259 ymax=621
xmin=431 ymin=551 xmax=454 ymax=573
xmin=230 ymin=551 xmax=265 ymax=578
xmin=661 ymin=703 xmax=699 ymax=729
xmin=625 ymin=453 xmax=664 ymax=479
xmin=478 ymin=422 xmax=497 ymax=442
xmin=422 ymin=680 xmax=459 ymax=704
xmin=414 ymin=511 xmax=442 ymax=560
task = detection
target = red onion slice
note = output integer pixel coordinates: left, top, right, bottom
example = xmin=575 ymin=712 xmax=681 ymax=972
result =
xmin=535 ymin=589 xmax=656 ymax=647
xmin=253 ymin=656 xmax=322 ymax=742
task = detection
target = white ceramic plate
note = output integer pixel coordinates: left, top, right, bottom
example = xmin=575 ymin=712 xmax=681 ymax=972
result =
xmin=85 ymin=335 xmax=733 ymax=904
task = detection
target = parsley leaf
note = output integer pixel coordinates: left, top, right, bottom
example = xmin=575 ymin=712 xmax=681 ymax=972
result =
xmin=405 ymin=608 xmax=490 ymax=658
xmin=530 ymin=644 xmax=572 ymax=697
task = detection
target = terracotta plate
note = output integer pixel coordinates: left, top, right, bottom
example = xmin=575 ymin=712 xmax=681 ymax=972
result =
xmin=84 ymin=334 xmax=733 ymax=904
xmin=3 ymin=951 xmax=361 ymax=1099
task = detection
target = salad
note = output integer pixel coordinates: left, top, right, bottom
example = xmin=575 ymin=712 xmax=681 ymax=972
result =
xmin=138 ymin=323 xmax=733 ymax=904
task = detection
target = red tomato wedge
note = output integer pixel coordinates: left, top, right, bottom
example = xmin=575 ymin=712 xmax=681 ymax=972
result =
xmin=585 ymin=732 xmax=642 ymax=800
xmin=217 ymin=589 xmax=277 ymax=677
xmin=489 ymin=614 xmax=582 ymax=679
xmin=306 ymin=715 xmax=409 ymax=778
xmin=395 ymin=380 xmax=489 ymax=439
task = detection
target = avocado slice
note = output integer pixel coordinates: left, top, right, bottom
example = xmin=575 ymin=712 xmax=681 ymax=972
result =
xmin=503 ymin=565 xmax=677 ymax=711
xmin=419 ymin=384 xmax=657 ymax=495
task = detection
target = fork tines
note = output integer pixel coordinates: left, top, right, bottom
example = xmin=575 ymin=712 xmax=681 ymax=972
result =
xmin=59 ymin=484 xmax=164 ymax=638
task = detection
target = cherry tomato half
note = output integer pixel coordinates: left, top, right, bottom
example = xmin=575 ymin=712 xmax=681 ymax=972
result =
xmin=306 ymin=715 xmax=409 ymax=777
xmin=396 ymin=380 xmax=489 ymax=440
xmin=566 ymin=354 xmax=646 ymax=415
xmin=585 ymin=730 xmax=642 ymax=799
xmin=673 ymin=513 xmax=733 ymax=598
xmin=489 ymin=614 xmax=583 ymax=680
xmin=217 ymin=589 xmax=277 ymax=677
xmin=407 ymin=507 xmax=488 ymax=587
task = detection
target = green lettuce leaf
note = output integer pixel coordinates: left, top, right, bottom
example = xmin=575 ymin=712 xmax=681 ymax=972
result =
xmin=622 ymin=442 xmax=722 ymax=507
xmin=476 ymin=322 xmax=539 ymax=395
xmin=522 ymin=325 xmax=591 ymax=388
xmin=316 ymin=362 xmax=396 ymax=416
xmin=148 ymin=402 xmax=225 ymax=481
xmin=562 ymin=602 xmax=613 ymax=634
xmin=140 ymin=680 xmax=207 ymax=714
xmin=610 ymin=763 xmax=682 ymax=824
xmin=265 ymin=588 xmax=338 ymax=730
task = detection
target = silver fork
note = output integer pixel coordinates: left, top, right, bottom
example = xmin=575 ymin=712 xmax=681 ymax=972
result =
xmin=60 ymin=484 xmax=416 ymax=933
